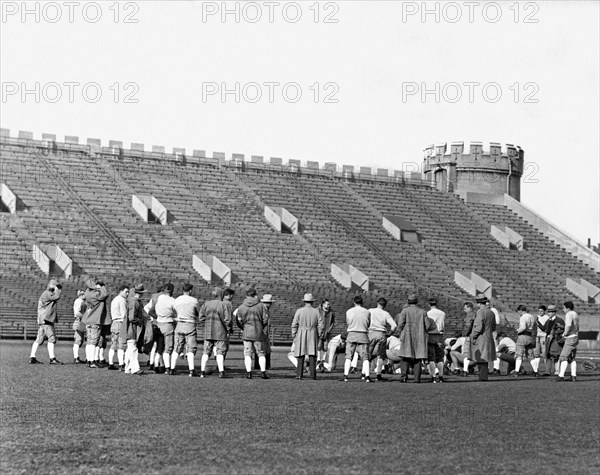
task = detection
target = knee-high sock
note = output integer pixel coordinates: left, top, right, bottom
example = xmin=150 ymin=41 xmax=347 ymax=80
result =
xmin=428 ymin=361 xmax=436 ymax=377
xmin=216 ymin=354 xmax=225 ymax=372
xmin=73 ymin=344 xmax=79 ymax=359
xmin=570 ymin=361 xmax=577 ymax=377
xmin=463 ymin=358 xmax=470 ymax=372
xmin=436 ymin=362 xmax=444 ymax=377
xmin=108 ymin=349 xmax=115 ymax=365
xmin=558 ymin=360 xmax=568 ymax=377
xmin=163 ymin=353 xmax=170 ymax=369
xmin=376 ymin=357 xmax=384 ymax=375
xmin=259 ymin=356 xmax=267 ymax=372
xmin=85 ymin=344 xmax=94 ymax=362
xmin=531 ymin=357 xmax=540 ymax=372
xmin=493 ymin=358 xmax=500 ymax=370
xmin=170 ymin=352 xmax=179 ymax=370
xmin=47 ymin=342 xmax=55 ymax=359
xmin=288 ymin=352 xmax=298 ymax=368
xmin=149 ymin=346 xmax=156 ymax=365
xmin=98 ymin=347 xmax=105 ymax=362
xmin=30 ymin=342 xmax=39 ymax=358
xmin=244 ymin=355 xmax=252 ymax=372
xmin=515 ymin=358 xmax=522 ymax=373
xmin=201 ymin=354 xmax=209 ymax=371
xmin=118 ymin=349 xmax=125 ymax=366
xmin=362 ymin=359 xmax=370 ymax=377
xmin=344 ymin=359 xmax=352 ymax=376
xmin=187 ymin=353 xmax=194 ymax=370
xmin=94 ymin=346 xmax=100 ymax=361
xmin=351 ymin=352 xmax=359 ymax=368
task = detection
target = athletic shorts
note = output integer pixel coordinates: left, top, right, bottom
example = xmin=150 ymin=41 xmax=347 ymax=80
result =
xmin=345 ymin=341 xmax=369 ymax=361
xmin=368 ymin=331 xmax=387 ymax=360
xmin=204 ymin=340 xmax=227 ymax=356
xmin=174 ymin=323 xmax=197 ymax=355
xmin=86 ymin=324 xmax=101 ymax=346
xmin=559 ymin=336 xmax=578 ymax=362
xmin=516 ymin=334 xmax=535 ymax=359
xmin=243 ymin=340 xmax=265 ymax=357
xmin=427 ymin=342 xmax=444 ymax=363
xmin=35 ymin=323 xmax=56 ymax=345
xmin=157 ymin=322 xmax=175 ymax=354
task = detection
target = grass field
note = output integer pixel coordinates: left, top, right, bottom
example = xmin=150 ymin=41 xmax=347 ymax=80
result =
xmin=1 ymin=340 xmax=599 ymax=475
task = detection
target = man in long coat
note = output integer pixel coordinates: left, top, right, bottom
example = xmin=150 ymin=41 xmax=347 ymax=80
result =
xmin=29 ymin=279 xmax=62 ymax=365
xmin=236 ymin=288 xmax=269 ymax=379
xmin=199 ymin=287 xmax=232 ymax=378
xmin=291 ymin=293 xmax=324 ymax=380
xmin=469 ymin=295 xmax=497 ymax=381
xmin=395 ymin=294 xmax=434 ymax=383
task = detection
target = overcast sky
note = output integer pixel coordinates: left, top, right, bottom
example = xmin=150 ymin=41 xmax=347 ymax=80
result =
xmin=2 ymin=0 xmax=598 ymax=244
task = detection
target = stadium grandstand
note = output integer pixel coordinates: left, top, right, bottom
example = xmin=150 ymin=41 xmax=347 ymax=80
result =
xmin=1 ymin=129 xmax=598 ymax=357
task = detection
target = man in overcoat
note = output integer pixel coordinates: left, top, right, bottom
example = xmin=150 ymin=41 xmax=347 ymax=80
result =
xmin=469 ymin=295 xmax=497 ymax=381
xmin=236 ymin=288 xmax=269 ymax=379
xmin=291 ymin=293 xmax=324 ymax=380
xmin=199 ymin=287 xmax=232 ymax=378
xmin=395 ymin=294 xmax=434 ymax=383
xmin=29 ymin=279 xmax=63 ymax=365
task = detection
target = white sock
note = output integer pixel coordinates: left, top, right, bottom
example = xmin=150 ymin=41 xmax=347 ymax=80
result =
xmin=170 ymin=352 xmax=179 ymax=370
xmin=30 ymin=342 xmax=39 ymax=358
xmin=531 ymin=358 xmax=540 ymax=373
xmin=515 ymin=358 xmax=522 ymax=373
xmin=362 ymin=359 xmax=370 ymax=377
xmin=94 ymin=346 xmax=100 ymax=361
xmin=428 ymin=361 xmax=436 ymax=377
xmin=216 ymin=354 xmax=225 ymax=372
xmin=108 ymin=349 xmax=115 ymax=365
xmin=201 ymin=354 xmax=209 ymax=371
xmin=48 ymin=342 xmax=56 ymax=359
xmin=244 ymin=355 xmax=252 ymax=372
xmin=493 ymin=359 xmax=500 ymax=370
xmin=437 ymin=362 xmax=444 ymax=376
xmin=163 ymin=353 xmax=170 ymax=369
xmin=259 ymin=356 xmax=267 ymax=372
xmin=98 ymin=348 xmax=105 ymax=362
xmin=559 ymin=360 xmax=568 ymax=377
xmin=344 ymin=359 xmax=352 ymax=376
xmin=376 ymin=358 xmax=384 ymax=375
xmin=118 ymin=349 xmax=125 ymax=366
xmin=149 ymin=347 xmax=156 ymax=365
xmin=187 ymin=353 xmax=195 ymax=371
xmin=463 ymin=358 xmax=470 ymax=371
xmin=73 ymin=344 xmax=79 ymax=359
xmin=351 ymin=352 xmax=359 ymax=368
xmin=85 ymin=345 xmax=94 ymax=362
xmin=570 ymin=361 xmax=577 ymax=377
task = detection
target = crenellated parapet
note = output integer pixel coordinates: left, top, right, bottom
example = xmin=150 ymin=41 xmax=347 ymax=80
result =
xmin=423 ymin=141 xmax=524 ymax=201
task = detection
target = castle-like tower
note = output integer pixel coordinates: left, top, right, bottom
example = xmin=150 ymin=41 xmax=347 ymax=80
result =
xmin=422 ymin=142 xmax=524 ymax=201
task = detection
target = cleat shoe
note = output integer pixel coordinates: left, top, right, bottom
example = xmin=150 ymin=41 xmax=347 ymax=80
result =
xmin=364 ymin=377 xmax=372 ymax=383
xmin=200 ymin=371 xmax=206 ymax=378
xmin=149 ymin=364 xmax=154 ymax=371
xmin=107 ymin=364 xmax=117 ymax=370
xmin=189 ymin=370 xmax=198 ymax=377
xmin=167 ymin=369 xmax=178 ymax=376
xmin=399 ymin=377 xmax=408 ymax=383
xmin=533 ymin=372 xmax=540 ymax=378
xmin=361 ymin=374 xmax=366 ymax=380
xmin=218 ymin=372 xmax=228 ymax=378
xmin=97 ymin=361 xmax=107 ymax=368
xmin=571 ymin=376 xmax=577 ymax=382
xmin=88 ymin=362 xmax=99 ymax=368
xmin=376 ymin=374 xmax=386 ymax=381
xmin=260 ymin=372 xmax=270 ymax=380
xmin=512 ymin=372 xmax=519 ymax=378
xmin=491 ymin=369 xmax=501 ymax=375
xmin=295 ymin=376 xmax=302 ymax=380
xmin=434 ymin=375 xmax=441 ymax=383
xmin=119 ymin=364 xmax=125 ymax=372
xmin=29 ymin=357 xmax=43 ymax=364
xmin=553 ymin=376 xmax=565 ymax=382
xmin=154 ymin=366 xmax=162 ymax=374
xmin=73 ymin=358 xmax=85 ymax=364
xmin=246 ymin=372 xmax=252 ymax=379
xmin=343 ymin=376 xmax=349 ymax=382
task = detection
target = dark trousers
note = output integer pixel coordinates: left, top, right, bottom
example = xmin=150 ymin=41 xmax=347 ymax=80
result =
xmin=400 ymin=358 xmax=422 ymax=382
xmin=477 ymin=363 xmax=489 ymax=381
xmin=297 ymin=355 xmax=316 ymax=379
xmin=499 ymin=352 xmax=516 ymax=374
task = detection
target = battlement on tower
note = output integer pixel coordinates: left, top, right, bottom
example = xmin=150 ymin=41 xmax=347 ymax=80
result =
xmin=423 ymin=141 xmax=524 ymax=201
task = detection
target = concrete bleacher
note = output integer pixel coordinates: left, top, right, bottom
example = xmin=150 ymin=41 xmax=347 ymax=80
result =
xmin=1 ymin=132 xmax=598 ymax=344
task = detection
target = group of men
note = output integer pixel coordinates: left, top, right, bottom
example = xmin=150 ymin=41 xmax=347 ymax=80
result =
xmin=29 ymin=279 xmax=581 ymax=383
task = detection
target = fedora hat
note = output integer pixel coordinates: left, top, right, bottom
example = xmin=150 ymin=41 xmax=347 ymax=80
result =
xmin=303 ymin=293 xmax=316 ymax=302
xmin=547 ymin=304 xmax=557 ymax=312
xmin=85 ymin=278 xmax=96 ymax=289
xmin=475 ymin=293 xmax=488 ymax=304
xmin=133 ymin=284 xmax=148 ymax=294
xmin=261 ymin=294 xmax=275 ymax=303
xmin=407 ymin=293 xmax=418 ymax=304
